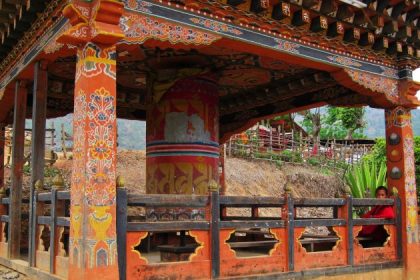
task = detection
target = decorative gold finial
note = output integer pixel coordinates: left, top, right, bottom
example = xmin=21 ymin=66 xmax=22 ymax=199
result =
xmin=52 ymin=174 xmax=65 ymax=190
xmin=208 ymin=179 xmax=219 ymax=192
xmin=284 ymin=183 xmax=292 ymax=194
xmin=392 ymin=187 xmax=399 ymax=197
xmin=344 ymin=186 xmax=351 ymax=196
xmin=35 ymin=180 xmax=44 ymax=191
xmin=116 ymin=176 xmax=125 ymax=188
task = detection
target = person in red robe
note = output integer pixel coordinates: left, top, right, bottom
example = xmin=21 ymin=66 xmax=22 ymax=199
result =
xmin=359 ymin=186 xmax=395 ymax=247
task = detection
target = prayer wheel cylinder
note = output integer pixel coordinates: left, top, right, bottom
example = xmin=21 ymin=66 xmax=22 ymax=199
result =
xmin=146 ymin=76 xmax=219 ymax=220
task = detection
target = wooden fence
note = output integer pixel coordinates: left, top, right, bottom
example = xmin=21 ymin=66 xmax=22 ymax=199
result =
xmin=227 ymin=129 xmax=374 ymax=165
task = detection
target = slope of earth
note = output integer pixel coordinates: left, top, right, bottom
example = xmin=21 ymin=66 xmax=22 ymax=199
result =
xmin=6 ymin=150 xmax=346 ymax=199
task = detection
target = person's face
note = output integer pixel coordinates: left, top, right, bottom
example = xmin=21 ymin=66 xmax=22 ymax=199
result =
xmin=376 ymin=189 xmax=387 ymax=199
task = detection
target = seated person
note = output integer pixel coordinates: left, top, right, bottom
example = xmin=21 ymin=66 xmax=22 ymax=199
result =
xmin=358 ymin=186 xmax=395 ymax=247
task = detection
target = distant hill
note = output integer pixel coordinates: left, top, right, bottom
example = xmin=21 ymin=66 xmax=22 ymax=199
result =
xmin=27 ymin=114 xmax=147 ymax=151
xmin=23 ymin=107 xmax=418 ymax=151
xmin=365 ymin=108 xmax=420 ymax=138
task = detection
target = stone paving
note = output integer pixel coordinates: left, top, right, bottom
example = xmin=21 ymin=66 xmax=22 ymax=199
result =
xmin=0 ymin=266 xmax=26 ymax=280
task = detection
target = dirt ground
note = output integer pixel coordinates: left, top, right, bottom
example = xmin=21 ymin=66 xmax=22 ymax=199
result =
xmin=4 ymin=149 xmax=346 ymax=202
xmin=44 ymin=150 xmax=346 ymax=198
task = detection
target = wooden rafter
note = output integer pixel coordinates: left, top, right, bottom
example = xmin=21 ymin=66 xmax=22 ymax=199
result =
xmin=199 ymin=0 xmax=420 ymax=59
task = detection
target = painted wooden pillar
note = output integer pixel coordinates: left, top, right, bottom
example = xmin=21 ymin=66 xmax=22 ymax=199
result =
xmin=68 ymin=42 xmax=119 ymax=280
xmin=146 ymin=77 xmax=219 ymax=219
xmin=29 ymin=60 xmax=48 ymax=267
xmin=385 ymin=107 xmax=420 ymax=278
xmin=58 ymin=1 xmax=124 ymax=278
xmin=9 ymin=80 xmax=28 ymax=259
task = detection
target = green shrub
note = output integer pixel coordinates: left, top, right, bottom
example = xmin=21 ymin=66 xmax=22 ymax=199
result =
xmin=345 ymin=159 xmax=387 ymax=198
xmin=364 ymin=137 xmax=420 ymax=201
xmin=307 ymin=156 xmax=321 ymax=166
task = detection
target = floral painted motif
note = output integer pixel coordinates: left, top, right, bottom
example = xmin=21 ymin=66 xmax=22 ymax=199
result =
xmin=386 ymin=107 xmax=419 ymax=244
xmin=120 ymin=13 xmax=221 ymax=45
xmin=345 ymin=69 xmax=399 ymax=102
xmin=189 ymin=18 xmax=243 ymax=35
xmin=70 ymin=42 xmax=118 ymax=274
xmin=327 ymin=55 xmax=362 ymax=67
xmin=403 ymin=135 xmax=419 ymax=243
xmin=379 ymin=66 xmax=399 ymax=78
xmin=86 ymin=87 xmax=116 ymax=206
xmin=385 ymin=106 xmax=411 ymax=129
xmin=123 ymin=0 xmax=152 ymax=13
xmin=274 ymin=39 xmax=300 ymax=54
xmin=44 ymin=41 xmax=65 ymax=54
xmin=75 ymin=43 xmax=116 ymax=82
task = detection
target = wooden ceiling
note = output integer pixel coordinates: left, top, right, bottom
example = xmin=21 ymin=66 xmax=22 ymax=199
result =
xmin=32 ymin=45 xmax=377 ymax=141
xmin=0 ymin=0 xmax=52 ymax=60
xmin=0 ymin=0 xmax=417 ymax=63
xmin=188 ymin=0 xmax=419 ymax=58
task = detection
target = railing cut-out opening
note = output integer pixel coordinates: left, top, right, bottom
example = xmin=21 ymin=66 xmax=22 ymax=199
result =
xmin=298 ymin=227 xmax=340 ymax=252
xmin=38 ymin=225 xmax=51 ymax=252
xmin=133 ymin=231 xmax=200 ymax=263
xmin=356 ymin=225 xmax=390 ymax=248
xmin=226 ymin=228 xmax=278 ymax=257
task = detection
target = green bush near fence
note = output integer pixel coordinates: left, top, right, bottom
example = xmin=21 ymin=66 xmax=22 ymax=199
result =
xmin=363 ymin=137 xmax=420 ymax=201
xmin=344 ymin=159 xmax=387 ymax=199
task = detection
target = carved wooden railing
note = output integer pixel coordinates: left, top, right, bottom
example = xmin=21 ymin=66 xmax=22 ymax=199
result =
xmin=117 ymin=186 xmax=402 ymax=280
xmin=30 ymin=177 xmax=70 ymax=279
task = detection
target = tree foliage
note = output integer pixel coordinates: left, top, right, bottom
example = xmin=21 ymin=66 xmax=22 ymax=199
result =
xmin=324 ymin=107 xmax=366 ymax=139
xmin=300 ymin=106 xmax=366 ymax=140
xmin=302 ymin=108 xmax=321 ymax=143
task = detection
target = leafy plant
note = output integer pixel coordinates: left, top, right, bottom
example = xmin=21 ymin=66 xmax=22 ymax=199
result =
xmin=344 ymin=159 xmax=387 ymax=198
xmin=363 ymin=137 xmax=420 ymax=203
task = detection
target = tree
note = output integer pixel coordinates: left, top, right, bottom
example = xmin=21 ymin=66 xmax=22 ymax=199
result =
xmin=325 ymin=107 xmax=366 ymax=139
xmin=302 ymin=108 xmax=321 ymax=144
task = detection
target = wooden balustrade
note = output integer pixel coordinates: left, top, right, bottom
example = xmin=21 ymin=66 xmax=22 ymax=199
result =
xmin=30 ymin=175 xmax=70 ymax=278
xmin=0 ymin=179 xmax=404 ymax=279
xmin=117 ymin=187 xmax=402 ymax=279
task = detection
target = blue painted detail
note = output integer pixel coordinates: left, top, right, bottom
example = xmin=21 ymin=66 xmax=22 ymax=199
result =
xmin=96 ymin=248 xmax=108 ymax=267
xmin=124 ymin=0 xmax=410 ymax=80
xmin=73 ymin=247 xmax=79 ymax=266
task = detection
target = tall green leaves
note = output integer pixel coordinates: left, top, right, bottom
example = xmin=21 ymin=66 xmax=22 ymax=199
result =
xmin=344 ymin=160 xmax=387 ymax=198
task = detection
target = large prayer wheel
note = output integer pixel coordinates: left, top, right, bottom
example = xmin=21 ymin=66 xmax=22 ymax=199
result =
xmin=146 ymin=76 xmax=219 ymax=220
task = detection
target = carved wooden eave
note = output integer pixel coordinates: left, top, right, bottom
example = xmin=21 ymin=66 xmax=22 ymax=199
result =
xmin=0 ymin=1 xmax=52 ymax=59
xmin=160 ymin=0 xmax=420 ymax=61
xmin=332 ymin=67 xmax=420 ymax=108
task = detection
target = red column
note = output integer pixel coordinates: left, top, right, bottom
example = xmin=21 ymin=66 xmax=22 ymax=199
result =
xmin=146 ymin=77 xmax=219 ymax=219
xmin=219 ymin=144 xmax=226 ymax=195
xmin=9 ymin=80 xmax=27 ymax=259
xmin=385 ymin=107 xmax=420 ymax=277
xmin=68 ymin=42 xmax=118 ymax=279
xmin=0 ymin=125 xmax=4 ymax=190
